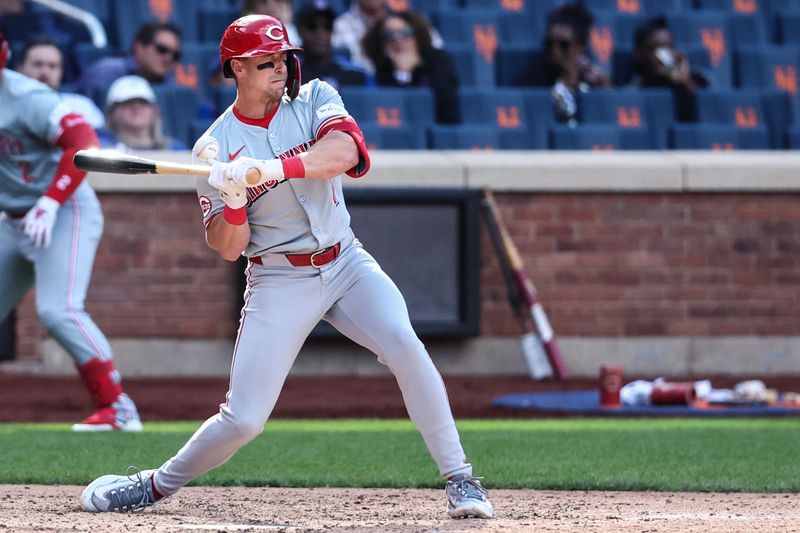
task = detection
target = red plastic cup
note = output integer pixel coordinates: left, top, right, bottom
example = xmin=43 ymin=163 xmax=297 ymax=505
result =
xmin=651 ymin=382 xmax=696 ymax=405
xmin=599 ymin=365 xmax=624 ymax=407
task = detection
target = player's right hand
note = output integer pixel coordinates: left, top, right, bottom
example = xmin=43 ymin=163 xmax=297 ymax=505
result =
xmin=192 ymin=135 xmax=220 ymax=165
xmin=208 ymin=161 xmax=247 ymax=210
xmin=22 ymin=195 xmax=60 ymax=249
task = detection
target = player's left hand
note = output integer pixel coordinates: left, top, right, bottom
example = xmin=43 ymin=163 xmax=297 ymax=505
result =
xmin=22 ymin=195 xmax=60 ymax=249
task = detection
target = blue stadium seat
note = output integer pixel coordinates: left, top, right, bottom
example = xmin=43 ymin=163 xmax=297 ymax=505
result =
xmin=696 ymin=88 xmax=790 ymax=147
xmin=671 ymin=123 xmax=770 ymax=149
xmin=777 ymin=10 xmax=800 ymax=44
xmin=338 ymin=87 xmax=436 ymax=130
xmin=359 ymin=124 xmax=428 ymax=150
xmin=582 ymin=0 xmax=691 ymax=16
xmin=588 ymin=11 xmax=640 ymax=73
xmin=447 ymin=44 xmax=496 ymax=87
xmin=190 ymin=118 xmax=215 ymax=146
xmin=458 ymin=88 xmax=547 ymax=148
xmin=434 ymin=9 xmax=500 ymax=46
xmin=785 ymin=123 xmax=800 ymax=147
xmin=577 ymin=89 xmax=673 ymax=148
xmin=669 ymin=12 xmax=735 ymax=80
xmin=525 ymin=89 xmax=557 ymax=148
xmin=736 ymin=45 xmax=800 ymax=92
xmin=176 ymin=42 xmax=220 ymax=99
xmin=549 ymin=124 xmax=652 ymax=150
xmin=498 ymin=10 xmax=542 ymax=46
xmin=198 ymin=6 xmax=239 ymax=42
xmin=387 ymin=0 xmax=459 ymax=19
xmin=495 ymin=46 xmax=542 ymax=86
xmin=694 ymin=0 xmax=769 ymax=45
xmin=429 ymin=125 xmax=502 ymax=150
xmin=758 ymin=0 xmax=800 ymax=42
xmin=685 ymin=44 xmax=733 ymax=88
xmin=214 ymin=85 xmax=237 ymax=114
xmin=611 ymin=48 xmax=635 ymax=85
xmin=152 ymin=85 xmax=199 ymax=147
xmin=113 ymin=0 xmax=200 ymax=50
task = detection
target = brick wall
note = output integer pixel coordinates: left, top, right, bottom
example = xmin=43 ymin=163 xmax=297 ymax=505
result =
xmin=13 ymin=191 xmax=800 ymax=361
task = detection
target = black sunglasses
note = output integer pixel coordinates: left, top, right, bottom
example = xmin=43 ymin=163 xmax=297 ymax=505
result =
xmin=153 ymin=42 xmax=181 ymax=61
xmin=545 ymin=37 xmax=574 ymax=52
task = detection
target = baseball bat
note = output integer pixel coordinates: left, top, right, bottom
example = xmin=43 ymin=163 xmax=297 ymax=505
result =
xmin=481 ymin=188 xmax=569 ymax=380
xmin=481 ymin=192 xmax=553 ymax=380
xmin=73 ymin=149 xmax=262 ymax=185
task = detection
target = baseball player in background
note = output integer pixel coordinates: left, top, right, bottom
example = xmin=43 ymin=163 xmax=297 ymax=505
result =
xmin=0 ymin=31 xmax=141 ymax=431
xmin=80 ymin=15 xmax=493 ymax=519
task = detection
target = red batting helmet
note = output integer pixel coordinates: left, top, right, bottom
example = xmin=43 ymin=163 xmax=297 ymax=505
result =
xmin=220 ymin=15 xmax=303 ymax=99
xmin=0 ymin=30 xmax=8 ymax=71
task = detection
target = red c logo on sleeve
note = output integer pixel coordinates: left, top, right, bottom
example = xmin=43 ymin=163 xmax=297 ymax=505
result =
xmin=199 ymin=196 xmax=212 ymax=217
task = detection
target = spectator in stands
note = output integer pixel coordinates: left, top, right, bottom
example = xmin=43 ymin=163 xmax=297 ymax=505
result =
xmin=537 ymin=3 xmax=612 ymax=125
xmin=98 ymin=75 xmax=186 ymax=151
xmin=363 ymin=10 xmax=460 ymax=124
xmin=15 ymin=37 xmax=104 ymax=128
xmin=297 ymin=2 xmax=368 ymax=89
xmin=333 ymin=0 xmax=443 ymax=75
xmin=77 ymin=21 xmax=182 ymax=108
xmin=632 ymin=16 xmax=710 ymax=122
xmin=242 ymin=0 xmax=301 ymax=45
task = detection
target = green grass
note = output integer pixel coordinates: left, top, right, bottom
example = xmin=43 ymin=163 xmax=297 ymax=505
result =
xmin=2 ymin=419 xmax=799 ymax=492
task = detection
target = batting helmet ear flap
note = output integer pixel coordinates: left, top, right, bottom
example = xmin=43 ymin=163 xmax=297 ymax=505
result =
xmin=286 ymin=51 xmax=301 ymax=100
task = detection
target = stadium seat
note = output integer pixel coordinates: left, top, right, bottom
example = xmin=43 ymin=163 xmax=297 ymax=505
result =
xmin=549 ymin=124 xmax=653 ymax=150
xmin=777 ymin=10 xmax=800 ymax=44
xmin=359 ymin=124 xmax=428 ymax=150
xmin=696 ymin=88 xmax=789 ymax=147
xmin=582 ymin=0 xmax=692 ymax=16
xmin=386 ymin=0 xmax=459 ymax=19
xmin=684 ymin=44 xmax=733 ymax=88
xmin=669 ymin=13 xmax=734 ymax=78
xmin=176 ymin=42 xmax=220 ymax=98
xmin=429 ymin=124 xmax=501 ymax=150
xmin=495 ymin=46 xmax=543 ymax=86
xmin=736 ymin=45 xmax=800 ymax=93
xmin=785 ymin=123 xmax=800 ymax=147
xmin=458 ymin=88 xmax=548 ymax=148
xmin=695 ymin=0 xmax=769 ymax=45
xmin=577 ymin=88 xmax=673 ymax=148
xmin=198 ymin=6 xmax=240 ymax=42
xmin=756 ymin=0 xmax=800 ymax=42
xmin=113 ymin=0 xmax=200 ymax=50
xmin=338 ymin=87 xmax=436 ymax=130
xmin=447 ymin=44 xmax=496 ymax=87
xmin=152 ymin=85 xmax=199 ymax=147
xmin=588 ymin=10 xmax=635 ymax=73
xmin=670 ymin=123 xmax=770 ymax=149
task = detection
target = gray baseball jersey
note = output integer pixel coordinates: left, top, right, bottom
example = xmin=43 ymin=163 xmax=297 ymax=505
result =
xmin=0 ymin=68 xmax=113 ymax=366
xmin=196 ymin=79 xmax=351 ymax=256
xmin=153 ymin=79 xmax=474 ymax=497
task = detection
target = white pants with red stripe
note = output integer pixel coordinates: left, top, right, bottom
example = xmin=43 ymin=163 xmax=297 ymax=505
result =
xmin=0 ymin=182 xmax=112 ymax=365
xmin=155 ymin=238 xmax=472 ymax=496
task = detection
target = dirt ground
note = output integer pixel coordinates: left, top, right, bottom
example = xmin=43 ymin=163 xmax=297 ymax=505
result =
xmin=2 ymin=373 xmax=800 ymax=532
xmin=1 ymin=485 xmax=799 ymax=532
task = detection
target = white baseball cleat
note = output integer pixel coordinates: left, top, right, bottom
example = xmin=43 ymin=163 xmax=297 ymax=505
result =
xmin=445 ymin=474 xmax=494 ymax=519
xmin=81 ymin=467 xmax=159 ymax=512
xmin=72 ymin=393 xmax=143 ymax=432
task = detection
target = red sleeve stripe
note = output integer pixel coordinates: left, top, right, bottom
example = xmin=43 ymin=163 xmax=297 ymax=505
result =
xmin=315 ymin=114 xmax=349 ymax=140
xmin=46 ymin=114 xmax=98 ymax=204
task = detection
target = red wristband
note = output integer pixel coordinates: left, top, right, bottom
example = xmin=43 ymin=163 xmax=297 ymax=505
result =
xmin=281 ymin=156 xmax=305 ymax=179
xmin=223 ymin=205 xmax=247 ymax=225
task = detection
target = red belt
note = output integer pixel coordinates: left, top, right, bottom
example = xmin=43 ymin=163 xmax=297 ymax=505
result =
xmin=250 ymin=242 xmax=342 ymax=268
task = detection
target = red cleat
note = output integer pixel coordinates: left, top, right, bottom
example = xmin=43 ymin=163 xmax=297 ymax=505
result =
xmin=72 ymin=394 xmax=143 ymax=432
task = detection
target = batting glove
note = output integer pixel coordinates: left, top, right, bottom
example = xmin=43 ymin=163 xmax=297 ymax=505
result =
xmin=22 ymin=195 xmax=60 ymax=249
xmin=192 ymin=135 xmax=220 ymax=165
xmin=227 ymin=157 xmax=284 ymax=187
xmin=208 ymin=161 xmax=248 ymax=210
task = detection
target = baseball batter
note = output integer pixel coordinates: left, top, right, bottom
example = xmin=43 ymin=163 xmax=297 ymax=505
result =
xmin=0 ymin=31 xmax=141 ymax=432
xmin=80 ymin=16 xmax=493 ymax=519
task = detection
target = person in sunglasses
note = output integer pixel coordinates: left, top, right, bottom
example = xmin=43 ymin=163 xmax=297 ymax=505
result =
xmin=538 ymin=3 xmax=612 ymax=124
xmin=362 ymin=10 xmax=460 ymax=124
xmin=76 ymin=21 xmax=183 ymax=109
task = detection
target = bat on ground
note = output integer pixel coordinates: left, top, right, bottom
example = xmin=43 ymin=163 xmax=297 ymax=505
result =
xmin=481 ymin=191 xmax=553 ymax=380
xmin=73 ymin=149 xmax=262 ymax=185
xmin=481 ymin=188 xmax=569 ymax=380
